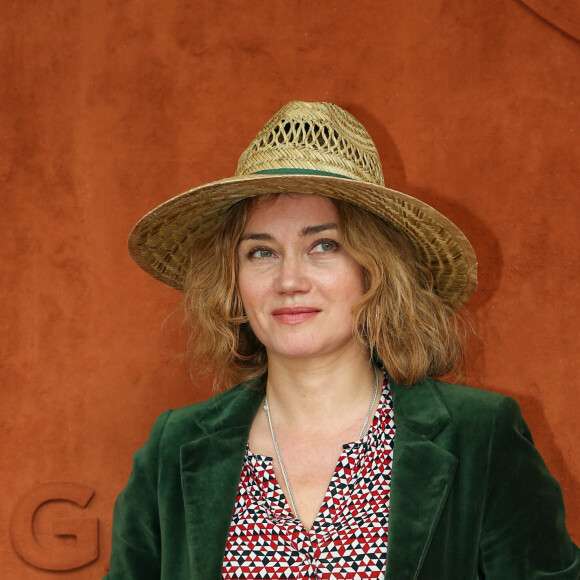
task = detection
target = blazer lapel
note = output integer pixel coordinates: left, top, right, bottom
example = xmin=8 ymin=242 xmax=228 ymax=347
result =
xmin=180 ymin=386 xmax=264 ymax=580
xmin=385 ymin=378 xmax=459 ymax=580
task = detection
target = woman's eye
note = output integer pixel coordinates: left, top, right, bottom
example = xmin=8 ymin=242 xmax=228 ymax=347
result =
xmin=313 ymin=241 xmax=337 ymax=253
xmin=249 ymin=247 xmax=273 ymax=259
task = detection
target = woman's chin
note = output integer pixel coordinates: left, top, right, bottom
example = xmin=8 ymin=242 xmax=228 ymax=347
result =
xmin=265 ymin=339 xmax=361 ymax=362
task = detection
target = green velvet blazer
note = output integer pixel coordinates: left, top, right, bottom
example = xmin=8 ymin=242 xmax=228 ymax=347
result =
xmin=105 ymin=377 xmax=580 ymax=579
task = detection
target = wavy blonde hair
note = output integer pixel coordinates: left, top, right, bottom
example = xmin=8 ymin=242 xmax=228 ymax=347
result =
xmin=183 ymin=194 xmax=465 ymax=389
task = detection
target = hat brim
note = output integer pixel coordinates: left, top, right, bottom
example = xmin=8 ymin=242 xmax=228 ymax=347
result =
xmin=128 ymin=174 xmax=477 ymax=309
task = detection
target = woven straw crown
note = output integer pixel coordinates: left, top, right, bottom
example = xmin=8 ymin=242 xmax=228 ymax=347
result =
xmin=128 ymin=101 xmax=477 ymax=309
xmin=235 ymin=101 xmax=384 ymax=186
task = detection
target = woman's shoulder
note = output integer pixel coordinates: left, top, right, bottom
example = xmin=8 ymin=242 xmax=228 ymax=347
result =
xmin=433 ymin=378 xmax=508 ymax=406
xmin=149 ymin=383 xmax=265 ymax=447
xmin=391 ymin=375 xmax=526 ymax=440
xmin=174 ymin=381 xmax=264 ymax=419
xmin=398 ymin=376 xmax=511 ymax=410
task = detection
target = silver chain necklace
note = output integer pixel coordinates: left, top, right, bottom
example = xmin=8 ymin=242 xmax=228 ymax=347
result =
xmin=263 ymin=365 xmax=380 ymax=522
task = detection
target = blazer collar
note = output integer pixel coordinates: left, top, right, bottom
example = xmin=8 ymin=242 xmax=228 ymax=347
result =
xmin=390 ymin=375 xmax=451 ymax=438
xmin=180 ymin=376 xmax=458 ymax=580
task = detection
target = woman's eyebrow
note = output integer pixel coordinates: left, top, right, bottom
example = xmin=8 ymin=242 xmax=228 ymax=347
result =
xmin=300 ymin=223 xmax=337 ymax=237
xmin=240 ymin=232 xmax=274 ymax=241
xmin=240 ymin=223 xmax=337 ymax=242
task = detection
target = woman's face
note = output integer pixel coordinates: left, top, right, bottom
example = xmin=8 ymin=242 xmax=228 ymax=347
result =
xmin=237 ymin=194 xmax=365 ymax=362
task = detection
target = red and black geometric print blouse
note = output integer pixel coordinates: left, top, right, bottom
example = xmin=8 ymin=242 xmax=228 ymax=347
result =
xmin=222 ymin=376 xmax=395 ymax=579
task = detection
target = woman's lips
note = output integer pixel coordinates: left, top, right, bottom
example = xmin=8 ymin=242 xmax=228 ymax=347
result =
xmin=271 ymin=307 xmax=321 ymax=325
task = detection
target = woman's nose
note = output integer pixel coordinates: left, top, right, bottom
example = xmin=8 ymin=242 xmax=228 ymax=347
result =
xmin=274 ymin=257 xmax=311 ymax=294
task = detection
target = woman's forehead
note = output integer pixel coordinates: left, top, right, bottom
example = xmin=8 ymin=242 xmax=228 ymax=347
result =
xmin=245 ymin=193 xmax=338 ymax=225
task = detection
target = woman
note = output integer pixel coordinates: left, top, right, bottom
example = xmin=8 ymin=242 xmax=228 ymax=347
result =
xmin=106 ymin=101 xmax=579 ymax=579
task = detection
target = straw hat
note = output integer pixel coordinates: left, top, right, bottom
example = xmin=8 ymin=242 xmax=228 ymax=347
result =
xmin=128 ymin=101 xmax=477 ymax=309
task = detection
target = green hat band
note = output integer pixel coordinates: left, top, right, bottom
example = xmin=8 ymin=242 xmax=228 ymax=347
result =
xmin=253 ymin=168 xmax=353 ymax=179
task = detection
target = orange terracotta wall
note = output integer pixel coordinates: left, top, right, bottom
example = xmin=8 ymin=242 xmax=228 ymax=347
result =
xmin=1 ymin=1 xmax=578 ymax=577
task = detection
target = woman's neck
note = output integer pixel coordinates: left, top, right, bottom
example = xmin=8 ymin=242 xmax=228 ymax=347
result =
xmin=264 ymin=348 xmax=377 ymax=430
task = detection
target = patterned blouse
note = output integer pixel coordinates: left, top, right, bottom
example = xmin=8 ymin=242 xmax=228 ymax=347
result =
xmin=222 ymin=376 xmax=395 ymax=579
